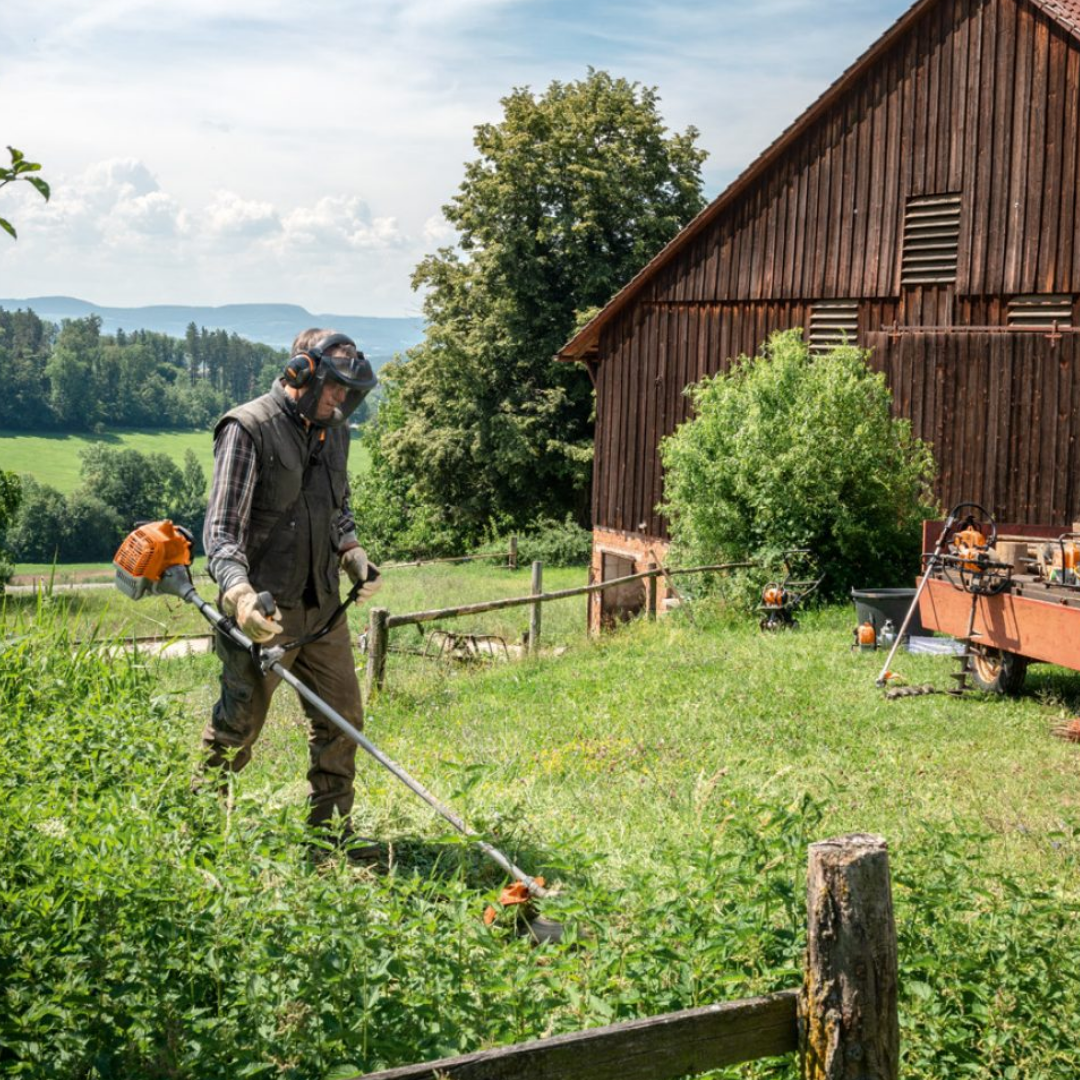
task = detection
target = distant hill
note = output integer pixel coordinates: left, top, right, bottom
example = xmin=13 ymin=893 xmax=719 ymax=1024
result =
xmin=0 ymin=296 xmax=425 ymax=361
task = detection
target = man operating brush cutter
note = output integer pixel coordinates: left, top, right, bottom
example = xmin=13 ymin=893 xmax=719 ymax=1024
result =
xmin=114 ymin=520 xmax=563 ymax=942
xmin=199 ymin=327 xmax=383 ymax=864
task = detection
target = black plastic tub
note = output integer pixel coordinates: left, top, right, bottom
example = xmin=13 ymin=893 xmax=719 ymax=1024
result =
xmin=850 ymin=587 xmax=926 ymax=636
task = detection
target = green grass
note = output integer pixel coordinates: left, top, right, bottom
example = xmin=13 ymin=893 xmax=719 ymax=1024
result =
xmin=4 ymin=569 xmax=1080 ymax=1078
xmin=0 ymin=426 xmax=372 ymax=495
xmin=0 ymin=428 xmax=216 ymax=494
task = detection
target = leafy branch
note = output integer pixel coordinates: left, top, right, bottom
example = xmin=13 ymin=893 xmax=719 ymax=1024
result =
xmin=0 ymin=146 xmax=50 ymax=239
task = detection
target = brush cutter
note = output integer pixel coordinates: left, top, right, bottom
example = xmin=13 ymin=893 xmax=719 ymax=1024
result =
xmin=874 ymin=502 xmax=1008 ymax=688
xmin=113 ymin=521 xmax=562 ymax=943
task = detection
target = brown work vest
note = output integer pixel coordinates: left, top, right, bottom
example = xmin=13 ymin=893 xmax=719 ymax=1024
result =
xmin=216 ymin=380 xmax=350 ymax=608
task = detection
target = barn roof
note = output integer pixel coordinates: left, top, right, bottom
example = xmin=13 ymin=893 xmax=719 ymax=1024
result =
xmin=557 ymin=0 xmax=1080 ymax=362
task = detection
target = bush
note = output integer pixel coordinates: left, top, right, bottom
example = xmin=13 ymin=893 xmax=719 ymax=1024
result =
xmin=660 ymin=330 xmax=938 ymax=602
xmin=512 ymin=516 xmax=592 ymax=567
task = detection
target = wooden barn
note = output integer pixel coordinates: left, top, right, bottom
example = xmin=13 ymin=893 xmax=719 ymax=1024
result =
xmin=558 ymin=0 xmax=1080 ymax=628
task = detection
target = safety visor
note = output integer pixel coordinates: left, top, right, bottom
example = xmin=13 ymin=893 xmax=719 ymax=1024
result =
xmin=298 ymin=350 xmax=378 ymax=429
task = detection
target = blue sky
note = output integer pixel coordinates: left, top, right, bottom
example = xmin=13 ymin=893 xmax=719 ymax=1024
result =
xmin=1 ymin=0 xmax=911 ymax=317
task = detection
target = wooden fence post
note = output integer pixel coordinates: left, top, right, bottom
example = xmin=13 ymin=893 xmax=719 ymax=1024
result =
xmin=365 ymin=607 xmax=390 ymax=698
xmin=799 ymin=834 xmax=898 ymax=1080
xmin=646 ymin=561 xmax=658 ymax=621
xmin=529 ymin=561 xmax=542 ymax=654
xmin=508 ymin=535 xmax=518 ymax=571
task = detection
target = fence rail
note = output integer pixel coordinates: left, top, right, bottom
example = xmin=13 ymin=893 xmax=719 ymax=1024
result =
xmin=365 ymin=561 xmax=753 ymax=695
xmin=360 ymin=992 xmax=799 ymax=1080
xmin=350 ymin=834 xmax=898 ymax=1080
xmin=383 ymin=538 xmax=517 ymax=571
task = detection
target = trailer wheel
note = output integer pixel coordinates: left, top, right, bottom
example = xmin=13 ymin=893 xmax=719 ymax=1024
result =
xmin=969 ymin=645 xmax=1028 ymax=695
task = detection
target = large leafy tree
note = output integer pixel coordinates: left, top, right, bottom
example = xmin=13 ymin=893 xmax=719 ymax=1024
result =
xmin=363 ymin=69 xmax=706 ymax=553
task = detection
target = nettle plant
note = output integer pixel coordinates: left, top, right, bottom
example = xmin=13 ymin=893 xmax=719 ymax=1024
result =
xmin=660 ymin=330 xmax=938 ymax=603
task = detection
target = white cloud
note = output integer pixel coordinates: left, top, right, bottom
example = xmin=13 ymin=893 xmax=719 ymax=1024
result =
xmin=281 ymin=196 xmax=404 ymax=252
xmin=203 ymin=190 xmax=281 ymax=239
xmin=422 ymin=214 xmax=458 ymax=247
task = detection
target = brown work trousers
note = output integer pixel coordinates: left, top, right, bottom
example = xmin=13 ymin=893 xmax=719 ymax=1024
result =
xmin=200 ymin=596 xmax=362 ymax=826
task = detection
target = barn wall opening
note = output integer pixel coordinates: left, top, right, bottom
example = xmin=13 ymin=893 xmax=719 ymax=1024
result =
xmin=599 ymin=551 xmax=644 ymax=627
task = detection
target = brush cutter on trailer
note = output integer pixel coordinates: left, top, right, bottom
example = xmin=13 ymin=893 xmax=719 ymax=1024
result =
xmin=874 ymin=502 xmax=1012 ymax=689
xmin=112 ymin=520 xmax=563 ymax=944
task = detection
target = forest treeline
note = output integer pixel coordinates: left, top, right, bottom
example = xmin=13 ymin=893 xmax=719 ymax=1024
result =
xmin=0 ymin=307 xmax=287 ymax=431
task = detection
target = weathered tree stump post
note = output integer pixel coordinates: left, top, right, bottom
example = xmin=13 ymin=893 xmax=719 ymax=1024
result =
xmin=799 ymin=834 xmax=898 ymax=1080
xmin=646 ymin=561 xmax=658 ymax=621
xmin=529 ymin=561 xmax=543 ymax=655
xmin=508 ymin=535 xmax=518 ymax=571
xmin=365 ymin=607 xmax=390 ymax=698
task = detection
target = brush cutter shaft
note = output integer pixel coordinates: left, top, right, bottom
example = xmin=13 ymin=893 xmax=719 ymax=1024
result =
xmin=179 ymin=571 xmax=547 ymax=898
xmin=874 ymin=507 xmax=961 ymax=687
xmin=275 ymin=664 xmax=546 ymax=895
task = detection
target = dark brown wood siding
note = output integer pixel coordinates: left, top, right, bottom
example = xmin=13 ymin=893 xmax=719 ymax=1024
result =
xmin=590 ymin=0 xmax=1080 ymax=538
xmin=868 ymin=332 xmax=1080 ymax=524
xmin=645 ymin=0 xmax=1080 ymax=304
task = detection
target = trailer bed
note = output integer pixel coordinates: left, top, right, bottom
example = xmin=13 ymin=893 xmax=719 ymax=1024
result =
xmin=917 ymin=520 xmax=1080 ymax=673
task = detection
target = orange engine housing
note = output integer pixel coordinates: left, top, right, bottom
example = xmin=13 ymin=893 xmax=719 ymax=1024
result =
xmin=951 ymin=525 xmax=987 ymax=572
xmin=114 ymin=520 xmax=192 ymax=583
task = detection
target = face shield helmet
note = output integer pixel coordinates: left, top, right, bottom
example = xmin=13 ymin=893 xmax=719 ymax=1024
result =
xmin=291 ymin=333 xmax=378 ymax=428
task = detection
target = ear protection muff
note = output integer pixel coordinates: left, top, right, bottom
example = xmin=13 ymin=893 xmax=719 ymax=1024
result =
xmin=283 ymin=333 xmax=360 ymax=388
xmin=284 ymin=351 xmax=319 ymax=388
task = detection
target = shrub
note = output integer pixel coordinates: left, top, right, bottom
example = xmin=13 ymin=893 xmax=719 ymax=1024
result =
xmin=660 ymin=330 xmax=938 ymax=602
xmin=512 ymin=516 xmax=592 ymax=567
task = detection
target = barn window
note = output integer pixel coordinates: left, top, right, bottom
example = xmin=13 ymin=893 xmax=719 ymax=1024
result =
xmin=808 ymin=300 xmax=859 ymax=354
xmin=1007 ymin=295 xmax=1074 ymax=328
xmin=901 ymin=194 xmax=961 ymax=286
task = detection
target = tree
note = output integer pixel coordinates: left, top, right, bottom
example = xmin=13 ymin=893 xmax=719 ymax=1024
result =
xmin=370 ymin=69 xmax=707 ymax=553
xmin=6 ymin=476 xmax=65 ymax=564
xmin=77 ymin=444 xmax=185 ymax=529
xmin=46 ymin=316 xmax=103 ymax=429
xmin=659 ymin=330 xmax=939 ymax=601
xmin=0 ymin=146 xmax=49 ymax=239
xmin=0 ymin=470 xmax=22 ymax=586
xmin=0 ymin=308 xmax=54 ymax=429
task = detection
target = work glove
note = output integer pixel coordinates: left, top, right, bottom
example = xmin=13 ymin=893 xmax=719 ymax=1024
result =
xmin=340 ymin=545 xmax=383 ymax=603
xmin=222 ymin=582 xmax=283 ymax=644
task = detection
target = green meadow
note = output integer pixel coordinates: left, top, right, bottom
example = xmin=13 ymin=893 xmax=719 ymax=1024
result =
xmin=0 ymin=427 xmax=372 ymax=495
xmin=0 ymin=428 xmax=216 ymax=494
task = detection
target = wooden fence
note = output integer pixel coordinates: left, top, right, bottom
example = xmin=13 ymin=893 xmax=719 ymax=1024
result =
xmin=363 ymin=561 xmax=752 ymax=696
xmin=382 ymin=537 xmax=519 ymax=571
xmin=350 ymin=834 xmax=898 ymax=1080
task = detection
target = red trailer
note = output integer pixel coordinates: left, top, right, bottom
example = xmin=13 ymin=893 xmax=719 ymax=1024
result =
xmin=916 ymin=515 xmax=1080 ymax=694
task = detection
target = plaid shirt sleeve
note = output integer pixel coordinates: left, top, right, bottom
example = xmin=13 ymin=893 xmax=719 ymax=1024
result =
xmin=336 ymin=477 xmax=358 ymax=552
xmin=203 ymin=420 xmax=257 ymax=589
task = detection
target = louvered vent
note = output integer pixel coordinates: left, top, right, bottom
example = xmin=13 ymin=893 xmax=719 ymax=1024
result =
xmin=1007 ymin=294 xmax=1074 ymax=328
xmin=901 ymin=194 xmax=961 ymax=286
xmin=808 ymin=301 xmax=859 ymax=354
